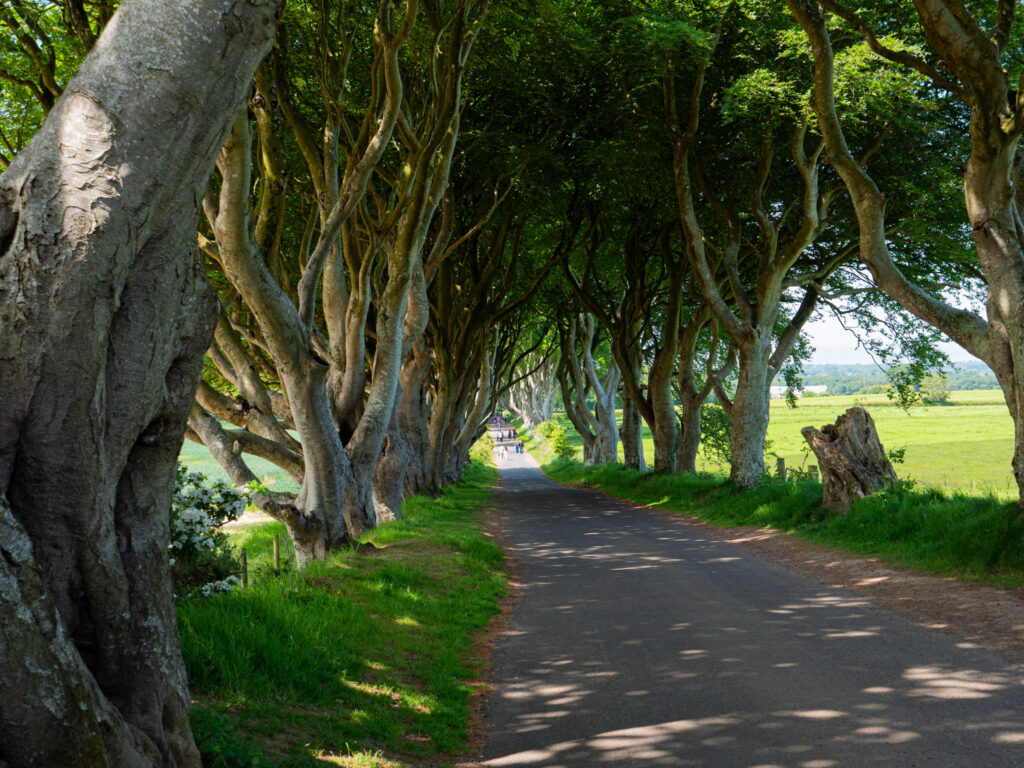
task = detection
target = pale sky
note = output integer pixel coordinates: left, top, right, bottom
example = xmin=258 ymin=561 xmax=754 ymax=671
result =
xmin=803 ymin=314 xmax=976 ymax=365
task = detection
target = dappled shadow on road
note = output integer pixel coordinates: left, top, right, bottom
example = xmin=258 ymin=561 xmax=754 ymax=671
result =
xmin=482 ymin=467 xmax=1024 ymax=767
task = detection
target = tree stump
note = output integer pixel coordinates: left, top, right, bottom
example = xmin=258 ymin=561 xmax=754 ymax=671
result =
xmin=801 ymin=407 xmax=898 ymax=512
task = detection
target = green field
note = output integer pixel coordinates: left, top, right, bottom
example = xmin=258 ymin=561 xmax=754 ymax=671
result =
xmin=179 ymin=390 xmax=1018 ymax=499
xmin=764 ymin=390 xmax=1015 ymax=497
xmin=602 ymin=389 xmax=1018 ymax=498
xmin=178 ymin=436 xmax=300 ymax=493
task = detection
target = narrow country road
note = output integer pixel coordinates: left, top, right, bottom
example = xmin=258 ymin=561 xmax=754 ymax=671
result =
xmin=479 ymin=450 xmax=1024 ymax=767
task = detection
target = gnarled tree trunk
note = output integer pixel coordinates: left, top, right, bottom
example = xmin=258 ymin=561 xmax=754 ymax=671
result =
xmin=620 ymin=389 xmax=648 ymax=471
xmin=802 ymin=407 xmax=897 ymax=512
xmin=0 ymin=1 xmax=278 ymax=765
xmin=398 ymin=342 xmax=432 ymax=496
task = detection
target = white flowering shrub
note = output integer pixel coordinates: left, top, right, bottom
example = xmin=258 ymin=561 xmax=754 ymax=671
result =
xmin=171 ymin=464 xmax=252 ymax=597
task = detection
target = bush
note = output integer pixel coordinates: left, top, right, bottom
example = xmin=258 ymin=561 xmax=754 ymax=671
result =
xmin=857 ymin=384 xmax=887 ymax=395
xmin=171 ymin=464 xmax=253 ymax=597
xmin=920 ymin=374 xmax=951 ymax=404
xmin=699 ymin=405 xmax=732 ymax=465
xmin=534 ymin=420 xmax=560 ymax=440
xmin=534 ymin=420 xmax=577 ymax=461
xmin=550 ymin=429 xmax=577 ymax=461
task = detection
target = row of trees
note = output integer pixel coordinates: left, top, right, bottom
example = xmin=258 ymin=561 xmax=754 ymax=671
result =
xmin=4 ymin=0 xmax=1024 ymax=764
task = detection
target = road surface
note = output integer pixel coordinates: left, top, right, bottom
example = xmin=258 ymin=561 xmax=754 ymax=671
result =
xmin=480 ymin=450 xmax=1024 ymax=767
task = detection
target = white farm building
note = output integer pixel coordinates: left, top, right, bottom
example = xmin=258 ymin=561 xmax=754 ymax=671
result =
xmin=768 ymin=385 xmax=828 ymax=399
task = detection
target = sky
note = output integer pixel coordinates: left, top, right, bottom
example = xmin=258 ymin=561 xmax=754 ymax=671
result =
xmin=803 ymin=313 xmax=976 ymax=365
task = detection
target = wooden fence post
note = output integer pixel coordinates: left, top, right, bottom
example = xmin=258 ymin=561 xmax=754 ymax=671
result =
xmin=808 ymin=465 xmax=819 ymax=483
xmin=273 ymin=535 xmax=280 ymax=572
xmin=241 ymin=547 xmax=248 ymax=588
xmin=777 ymin=457 xmax=786 ymax=482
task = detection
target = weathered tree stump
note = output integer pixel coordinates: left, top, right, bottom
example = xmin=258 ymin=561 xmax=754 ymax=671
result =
xmin=801 ymin=407 xmax=898 ymax=512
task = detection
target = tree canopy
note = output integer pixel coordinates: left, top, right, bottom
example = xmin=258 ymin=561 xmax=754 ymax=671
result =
xmin=4 ymin=0 xmax=1024 ymax=763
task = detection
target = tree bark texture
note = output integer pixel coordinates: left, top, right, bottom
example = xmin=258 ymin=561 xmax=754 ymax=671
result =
xmin=802 ymin=407 xmax=897 ymax=512
xmin=398 ymin=342 xmax=432 ymax=497
xmin=620 ymin=391 xmax=647 ymax=471
xmin=0 ymin=1 xmax=278 ymax=765
xmin=726 ymin=343 xmax=772 ymax=488
xmin=676 ymin=393 xmax=703 ymax=473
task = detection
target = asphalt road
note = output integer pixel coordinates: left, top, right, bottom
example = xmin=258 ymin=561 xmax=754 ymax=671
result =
xmin=480 ymin=451 xmax=1024 ymax=767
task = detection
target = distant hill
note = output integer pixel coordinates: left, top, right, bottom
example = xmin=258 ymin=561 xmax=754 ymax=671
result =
xmin=800 ymin=361 xmax=997 ymax=395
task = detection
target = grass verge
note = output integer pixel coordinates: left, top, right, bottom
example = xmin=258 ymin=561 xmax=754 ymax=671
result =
xmin=176 ymin=452 xmax=503 ymax=768
xmin=525 ymin=430 xmax=1024 ymax=587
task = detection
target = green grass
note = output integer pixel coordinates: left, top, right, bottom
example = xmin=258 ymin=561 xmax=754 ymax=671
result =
xmin=176 ymin=449 xmax=504 ymax=768
xmin=767 ymin=391 xmax=1016 ymax=497
xmin=529 ymin=389 xmax=1017 ymax=498
xmin=537 ymin=458 xmax=1024 ymax=587
xmin=179 ymin=437 xmax=301 ymax=494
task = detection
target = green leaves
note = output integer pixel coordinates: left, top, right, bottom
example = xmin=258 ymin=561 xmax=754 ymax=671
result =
xmin=833 ymin=38 xmax=934 ymax=130
xmin=616 ymin=12 xmax=710 ymax=60
xmin=721 ymin=67 xmax=804 ymax=125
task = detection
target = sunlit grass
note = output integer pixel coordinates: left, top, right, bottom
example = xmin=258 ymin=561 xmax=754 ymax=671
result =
xmin=524 ymin=395 xmax=1024 ymax=585
xmin=177 ymin=448 xmax=503 ymax=768
xmin=526 ymin=389 xmax=1017 ymax=498
xmin=532 ymin=452 xmax=1024 ymax=587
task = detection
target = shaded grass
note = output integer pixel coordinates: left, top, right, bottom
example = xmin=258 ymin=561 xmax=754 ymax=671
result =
xmin=177 ymin=452 xmax=503 ymax=768
xmin=539 ymin=456 xmax=1024 ymax=587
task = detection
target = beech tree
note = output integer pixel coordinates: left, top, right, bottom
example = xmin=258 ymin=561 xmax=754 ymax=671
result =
xmin=424 ymin=206 xmax=557 ymax=484
xmin=787 ymin=0 xmax=1024 ymax=503
xmin=507 ymin=353 xmax=559 ymax=428
xmin=0 ymin=0 xmax=278 ymax=764
xmin=189 ymin=0 xmax=486 ymax=560
xmin=557 ymin=313 xmax=621 ymax=464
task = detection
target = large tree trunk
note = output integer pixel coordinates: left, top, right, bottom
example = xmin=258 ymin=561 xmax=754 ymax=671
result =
xmin=649 ymin=369 xmax=679 ymax=472
xmin=212 ymin=113 xmax=349 ymax=563
xmin=427 ymin=359 xmax=460 ymax=488
xmin=620 ymin=391 xmax=648 ymax=471
xmin=342 ymin=256 xmax=417 ymax=533
xmin=0 ymin=1 xmax=278 ymax=765
xmin=559 ymin=358 xmax=599 ymax=464
xmin=399 ymin=342 xmax=432 ymax=497
xmin=590 ymin=372 xmax=620 ymax=464
xmin=802 ymin=407 xmax=898 ymax=512
xmin=728 ymin=342 xmax=771 ymax=488
xmin=676 ymin=391 xmax=703 ymax=473
xmin=373 ymin=378 xmax=413 ymax=523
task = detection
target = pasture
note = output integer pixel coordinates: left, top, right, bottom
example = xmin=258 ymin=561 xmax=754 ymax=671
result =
xmin=607 ymin=389 xmax=1017 ymax=498
xmin=178 ymin=390 xmax=1017 ymax=499
xmin=178 ymin=437 xmax=301 ymax=493
xmin=763 ymin=390 xmax=1015 ymax=497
